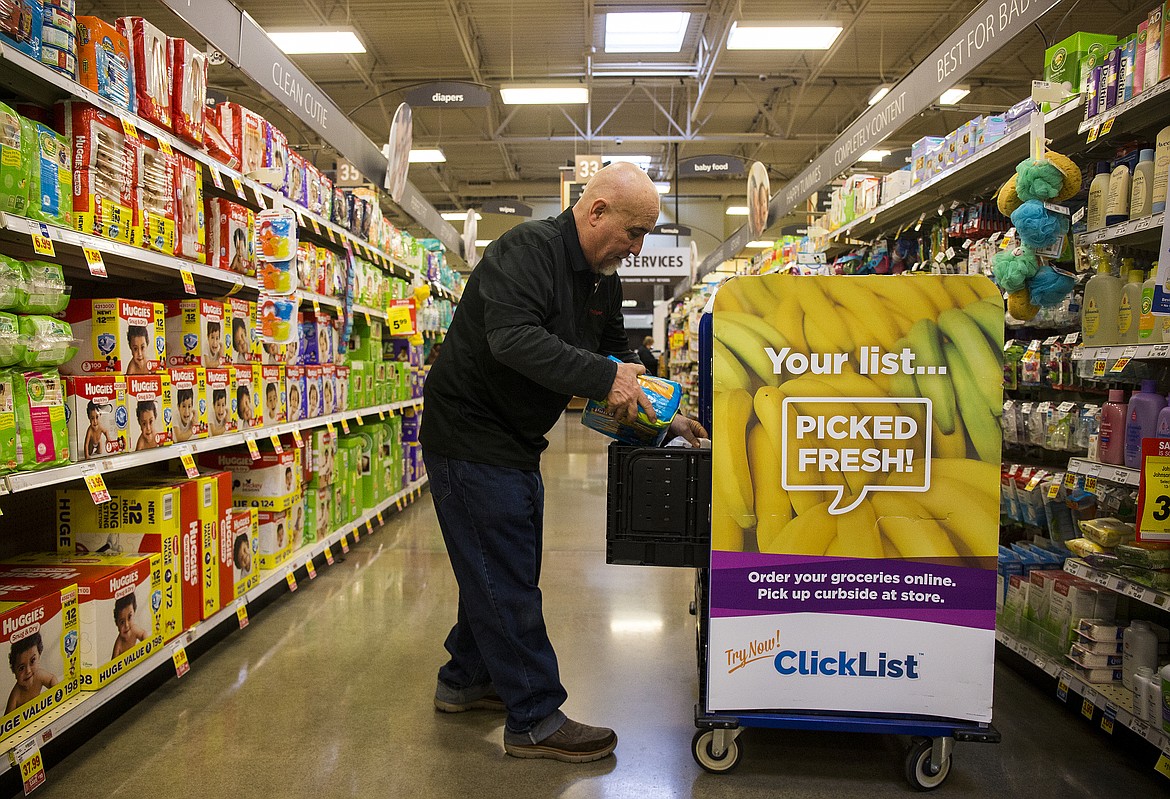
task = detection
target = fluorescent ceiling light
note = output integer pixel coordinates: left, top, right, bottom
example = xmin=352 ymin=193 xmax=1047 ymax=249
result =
xmin=653 ymin=181 xmax=670 ymax=194
xmin=500 ymin=85 xmax=589 ymax=104
xmin=604 ymin=154 xmax=652 ymax=168
xmin=408 ymin=148 xmax=446 ymax=163
xmin=441 ymin=211 xmax=482 ymax=221
xmin=746 ymin=240 xmax=773 ymax=248
xmin=474 ymin=239 xmax=493 ymax=247
xmin=726 ymin=205 xmax=749 ymax=216
xmin=621 ymin=299 xmax=638 ymax=308
xmin=868 ymin=86 xmax=890 ymax=106
xmin=939 ymin=87 xmax=970 ymax=105
xmin=605 ymin=12 xmax=691 ymax=53
xmin=269 ymin=30 xmax=365 ymax=54
xmin=726 ymin=23 xmax=842 ymax=50
xmin=858 ymin=149 xmax=891 ymax=162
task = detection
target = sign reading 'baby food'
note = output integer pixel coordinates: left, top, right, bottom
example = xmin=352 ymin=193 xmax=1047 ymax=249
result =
xmin=708 ymin=274 xmax=1003 ymax=722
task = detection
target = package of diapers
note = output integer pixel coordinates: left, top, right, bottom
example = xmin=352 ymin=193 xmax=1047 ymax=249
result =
xmin=19 ymin=316 xmax=77 ymax=368
xmin=0 ymin=102 xmax=27 ymax=215
xmin=14 ymin=260 xmax=69 ymax=314
xmin=12 ymin=368 xmax=69 ymax=470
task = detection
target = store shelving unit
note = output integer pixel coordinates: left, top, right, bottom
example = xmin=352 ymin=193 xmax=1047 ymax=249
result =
xmin=0 ymin=473 xmax=429 ymax=774
xmin=1065 ymin=457 xmax=1140 ymax=487
xmin=1064 ymin=558 xmax=1170 ymax=612
xmin=1075 ymin=213 xmax=1165 ymax=248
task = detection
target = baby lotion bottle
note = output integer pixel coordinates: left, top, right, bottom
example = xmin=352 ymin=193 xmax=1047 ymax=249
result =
xmin=1099 ymin=389 xmax=1127 ymax=465
xmin=1125 ymin=379 xmax=1165 ymax=467
xmin=1118 ymin=262 xmax=1144 ymax=344
xmin=1105 ymin=162 xmax=1132 ymax=227
xmin=1131 ymin=149 xmax=1156 ymax=219
xmin=1156 ymin=396 xmax=1170 ymax=438
xmin=1087 ymin=162 xmax=1111 ymax=231
xmin=1154 ymin=126 xmax=1170 ymax=214
xmin=1081 ymin=247 xmax=1121 ymax=345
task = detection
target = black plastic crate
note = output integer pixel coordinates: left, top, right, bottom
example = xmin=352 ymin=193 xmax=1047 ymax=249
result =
xmin=606 ymin=443 xmax=711 ymax=567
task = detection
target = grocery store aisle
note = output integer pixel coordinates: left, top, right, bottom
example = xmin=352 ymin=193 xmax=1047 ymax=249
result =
xmin=24 ymin=417 xmax=1170 ymax=798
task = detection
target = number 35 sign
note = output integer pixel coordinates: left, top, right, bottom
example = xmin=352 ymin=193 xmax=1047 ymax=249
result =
xmin=1138 ymin=438 xmax=1170 ymax=541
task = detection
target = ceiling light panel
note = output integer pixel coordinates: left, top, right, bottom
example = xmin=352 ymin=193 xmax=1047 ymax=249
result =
xmin=605 ymin=12 xmax=691 ymax=53
xmin=500 ymin=85 xmax=589 ymax=104
xmin=726 ymin=23 xmax=842 ymax=50
xmin=269 ymin=30 xmax=366 ymax=54
xmin=408 ymin=149 xmax=446 ymax=163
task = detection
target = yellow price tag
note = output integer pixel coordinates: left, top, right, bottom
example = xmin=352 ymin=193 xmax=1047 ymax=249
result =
xmin=363 ymin=312 xmax=371 ymax=325
xmin=353 ymin=527 xmax=360 ymax=542
xmin=30 ymin=222 xmax=54 ymax=257
xmin=324 ymin=545 xmax=334 ymax=565
xmin=355 ymin=415 xmax=364 ymax=426
xmin=326 ymin=421 xmax=336 ymax=436
xmin=269 ymin=433 xmax=283 ymax=454
xmin=1085 ymin=476 xmax=1098 ymax=494
xmin=291 ymin=429 xmax=304 ymax=448
xmin=387 ymin=302 xmax=415 ymax=337
xmin=172 ymin=645 xmax=190 ymax=678
xmin=365 ymin=520 xmax=373 ymax=536
xmin=1109 ymin=356 xmax=1131 ymax=373
xmin=236 ymin=603 xmax=249 ymax=628
xmin=1101 ymin=118 xmax=1115 ymax=135
xmin=245 ymin=436 xmax=260 ymax=461
xmin=209 ymin=167 xmax=224 ymax=190
xmin=1063 ymin=472 xmax=1077 ymax=490
xmin=376 ymin=512 xmax=384 ymax=527
xmin=84 ymin=472 xmax=110 ymax=504
xmin=340 ymin=418 xmax=350 ymax=434
xmin=121 ymin=117 xmax=139 ymax=138
xmin=341 ymin=534 xmax=350 ymax=554
xmin=1046 ymin=482 xmax=1060 ymax=499
xmin=1087 ymin=125 xmax=1100 ymax=143
xmin=1081 ymin=698 xmax=1095 ymax=719
xmin=181 ymin=269 xmax=196 ymax=295
xmin=1093 ymin=359 xmax=1107 ymax=377
xmin=16 ymin=740 xmax=45 ymax=794
xmin=396 ymin=499 xmax=403 ymax=511
xmin=231 ymin=177 xmax=244 ymax=197
xmin=285 ymin=569 xmax=298 ymax=591
xmin=310 ymin=218 xmax=321 ymax=236
xmin=306 ymin=557 xmax=317 ymax=579
xmin=1100 ymin=710 xmax=1115 ymax=734
xmin=158 ymin=138 xmax=174 ymax=156
xmin=1155 ymin=752 xmax=1170 ymax=779
xmin=180 ymin=451 xmax=199 ymax=478
xmin=83 ymin=245 xmax=107 ymax=277
xmin=378 ymin=410 xmax=387 ymax=420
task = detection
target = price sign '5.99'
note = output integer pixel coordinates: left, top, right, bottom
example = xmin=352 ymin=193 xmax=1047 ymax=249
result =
xmin=1137 ymin=438 xmax=1170 ymax=541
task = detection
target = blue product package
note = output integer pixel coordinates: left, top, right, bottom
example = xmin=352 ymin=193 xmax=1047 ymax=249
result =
xmin=0 ymin=0 xmax=42 ymax=61
xmin=581 ymin=356 xmax=682 ymax=446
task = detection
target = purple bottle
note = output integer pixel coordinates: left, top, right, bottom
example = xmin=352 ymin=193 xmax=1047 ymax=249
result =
xmin=1099 ymin=389 xmax=1127 ymax=465
xmin=1125 ymin=380 xmax=1166 ymax=467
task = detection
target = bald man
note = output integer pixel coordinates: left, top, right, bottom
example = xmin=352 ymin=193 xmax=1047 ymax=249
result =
xmin=421 ymin=163 xmax=706 ymax=762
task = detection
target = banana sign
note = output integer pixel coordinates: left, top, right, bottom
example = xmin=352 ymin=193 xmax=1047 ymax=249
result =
xmin=708 ymin=274 xmax=1002 ymax=722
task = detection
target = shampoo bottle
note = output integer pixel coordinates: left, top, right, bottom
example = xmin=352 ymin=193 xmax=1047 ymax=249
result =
xmin=1105 ymin=162 xmax=1132 ymax=227
xmin=1131 ymin=148 xmax=1156 ymax=219
xmin=1125 ymin=379 xmax=1165 ymax=467
xmin=1088 ymin=162 xmax=1111 ymax=232
xmin=1156 ymin=395 xmax=1170 ymax=438
xmin=1118 ymin=262 xmax=1144 ymax=344
xmin=1139 ymin=268 xmax=1159 ymax=341
xmin=1154 ymin=126 xmax=1170 ymax=214
xmin=1099 ymin=389 xmax=1128 ymax=465
xmin=1082 ymin=247 xmax=1122 ymax=345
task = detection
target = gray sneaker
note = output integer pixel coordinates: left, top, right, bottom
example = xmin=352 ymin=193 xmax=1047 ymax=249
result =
xmin=433 ymin=680 xmax=506 ymax=713
xmin=504 ymin=718 xmax=617 ymax=762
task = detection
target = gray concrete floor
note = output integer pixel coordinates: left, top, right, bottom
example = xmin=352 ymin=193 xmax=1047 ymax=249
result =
xmin=28 ymin=418 xmax=1170 ymax=797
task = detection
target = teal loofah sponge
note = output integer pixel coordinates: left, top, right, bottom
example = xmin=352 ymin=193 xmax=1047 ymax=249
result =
xmin=1011 ymin=200 xmax=1069 ymax=249
xmin=992 ymin=246 xmax=1040 ymax=293
xmin=1014 ymin=159 xmax=1065 ymax=201
xmin=1028 ymin=264 xmax=1077 ymax=307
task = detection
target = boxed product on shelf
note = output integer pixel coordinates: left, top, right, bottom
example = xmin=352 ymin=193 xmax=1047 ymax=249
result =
xmin=201 ymin=107 xmax=238 ymax=170
xmin=22 ymin=118 xmax=70 ymax=227
xmin=12 ymin=368 xmax=69 ymax=471
xmin=0 ymin=0 xmax=42 ymax=61
xmin=193 ymin=470 xmax=231 ymax=618
xmin=304 ymin=363 xmax=322 ymax=417
xmin=62 ymin=298 xmax=166 ymax=375
xmin=212 ymin=102 xmax=265 ymax=176
xmin=64 ymin=375 xmax=128 ymax=462
xmin=168 ymin=366 xmax=206 ymax=443
xmin=303 ymin=484 xmax=330 ymax=545
xmin=205 ymin=366 xmax=234 ymax=436
xmin=255 ymin=509 xmax=292 ymax=570
xmin=165 ymin=299 xmax=226 ymax=368
xmin=173 ymin=154 xmax=206 ymax=263
xmin=225 ymin=507 xmax=259 ymax=599
xmin=125 ymin=371 xmax=171 ymax=451
xmin=116 ymin=16 xmax=171 ymax=130
xmin=285 ymin=149 xmax=308 ymax=206
xmin=287 ymin=497 xmax=305 ymax=550
xmin=226 ymin=298 xmax=259 ymax=365
xmin=299 ymin=310 xmax=334 ymax=365
xmin=199 ymin=445 xmax=301 ymax=512
xmin=286 ymin=363 xmax=304 ymax=422
xmin=335 ymin=365 xmax=348 ymax=413
xmin=262 ymin=120 xmax=287 ymax=190
xmin=232 ymin=364 xmax=260 ymax=430
xmin=208 ymin=198 xmax=256 ymax=276
xmin=321 ymin=363 xmax=336 ymax=415
xmin=260 ymin=364 xmax=285 ymax=425
xmin=307 ymin=427 xmax=335 ymax=487
xmin=0 ymin=555 xmax=163 ymax=690
xmin=75 ymin=16 xmax=133 ymax=112
xmin=1044 ymin=32 xmax=1118 ymax=109
xmin=0 ymin=580 xmax=79 ymax=743
xmin=168 ymin=37 xmax=206 ymax=146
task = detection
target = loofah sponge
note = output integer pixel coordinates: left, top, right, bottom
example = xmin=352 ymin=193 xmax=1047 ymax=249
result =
xmin=1014 ymin=159 xmax=1065 ymax=201
xmin=1028 ymin=264 xmax=1077 ymax=307
xmin=996 ymin=174 xmax=1022 ymax=215
xmin=992 ymin=246 xmax=1040 ymax=293
xmin=1011 ymin=199 xmax=1070 ymax=248
xmin=1008 ymin=288 xmax=1039 ymax=320
xmin=1045 ymin=151 xmax=1082 ymax=201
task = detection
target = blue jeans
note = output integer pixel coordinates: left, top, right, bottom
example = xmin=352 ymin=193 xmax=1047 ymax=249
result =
xmin=424 ymin=451 xmax=568 ymax=739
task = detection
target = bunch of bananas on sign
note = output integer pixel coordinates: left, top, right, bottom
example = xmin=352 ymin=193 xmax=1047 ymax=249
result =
xmin=712 ymin=274 xmax=1003 ymax=562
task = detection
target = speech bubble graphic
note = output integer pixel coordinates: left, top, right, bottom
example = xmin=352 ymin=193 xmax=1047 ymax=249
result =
xmin=781 ymin=397 xmax=932 ymax=515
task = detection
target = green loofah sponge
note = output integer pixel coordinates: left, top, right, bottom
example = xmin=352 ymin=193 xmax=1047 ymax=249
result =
xmin=992 ymin=246 xmax=1040 ymax=293
xmin=1014 ymin=159 xmax=1065 ymax=201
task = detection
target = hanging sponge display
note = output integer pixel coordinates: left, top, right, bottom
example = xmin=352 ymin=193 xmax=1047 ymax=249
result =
xmin=996 ymin=174 xmax=1022 ymax=215
xmin=1012 ymin=199 xmax=1070 ymax=249
xmin=1044 ymin=152 xmax=1082 ymax=201
xmin=1014 ymin=158 xmax=1066 ymax=202
xmin=1007 ymin=288 xmax=1040 ymax=321
xmin=1028 ymin=265 xmax=1077 ymax=307
xmin=992 ymin=245 xmax=1040 ymax=293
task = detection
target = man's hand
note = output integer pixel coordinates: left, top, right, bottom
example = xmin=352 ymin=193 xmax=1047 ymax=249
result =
xmin=607 ymin=362 xmax=653 ymax=423
xmin=669 ymin=415 xmax=708 ymax=447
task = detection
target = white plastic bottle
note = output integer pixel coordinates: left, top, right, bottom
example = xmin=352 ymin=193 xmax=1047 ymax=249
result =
xmin=1082 ymin=248 xmax=1122 ymax=345
xmin=1154 ymin=126 xmax=1170 ymax=214
xmin=1161 ymin=662 xmax=1170 ymax=732
xmin=1135 ymin=666 xmax=1154 ymax=721
xmin=1124 ymin=621 xmax=1159 ymax=690
xmin=1131 ymin=149 xmax=1156 ymax=219
xmin=1118 ymin=263 xmax=1145 ymax=344
xmin=1088 ymin=162 xmax=1111 ymax=232
xmin=1105 ymin=163 xmax=1132 ymax=227
xmin=1143 ymin=668 xmax=1163 ymax=727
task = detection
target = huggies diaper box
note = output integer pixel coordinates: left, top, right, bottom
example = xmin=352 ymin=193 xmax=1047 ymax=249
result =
xmin=61 ymin=299 xmax=166 ymax=375
xmin=256 ymin=510 xmax=292 ymax=570
xmin=126 ymin=372 xmax=172 ymax=451
xmin=64 ymin=375 xmax=128 ymax=462
xmin=199 ymin=447 xmax=300 ymax=512
xmin=0 ymin=555 xmax=163 ymax=690
xmin=191 ymin=471 xmax=232 ymax=618
xmin=168 ymin=366 xmax=206 ymax=443
xmin=225 ymin=508 xmax=259 ymax=599
xmin=260 ymin=365 xmax=285 ymax=425
xmin=0 ymin=581 xmax=79 ymax=743
xmin=285 ymin=364 xmax=304 ymax=423
xmin=232 ymin=364 xmax=261 ymax=430
xmin=165 ymin=299 xmax=225 ymax=368
xmin=205 ymin=367 xmax=234 ymax=437
xmin=227 ymin=298 xmax=260 ymax=365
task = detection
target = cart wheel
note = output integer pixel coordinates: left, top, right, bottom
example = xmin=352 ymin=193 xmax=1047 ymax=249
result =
xmin=904 ymin=738 xmax=951 ymax=791
xmin=692 ymin=729 xmax=742 ymax=773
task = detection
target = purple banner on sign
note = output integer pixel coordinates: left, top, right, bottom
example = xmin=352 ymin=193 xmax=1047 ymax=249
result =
xmin=710 ymin=555 xmax=996 ymax=628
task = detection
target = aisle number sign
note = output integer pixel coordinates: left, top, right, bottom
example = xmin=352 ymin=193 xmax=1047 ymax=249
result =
xmin=707 ymin=275 xmax=1001 ymax=723
xmin=1137 ymin=438 xmax=1170 ymax=541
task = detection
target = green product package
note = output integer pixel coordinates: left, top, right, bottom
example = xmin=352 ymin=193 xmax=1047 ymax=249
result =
xmin=12 ymin=368 xmax=69 ymax=471
xmin=347 ymin=359 xmax=364 ymax=409
xmin=0 ymin=312 xmax=24 ymax=368
xmin=333 ymin=442 xmax=351 ymax=524
xmin=0 ymin=371 xmax=14 ymax=471
xmin=1043 ymin=32 xmax=1118 ymax=110
xmin=350 ymin=430 xmax=376 ymax=511
xmin=0 ymin=254 xmax=22 ymax=309
xmin=22 ymin=119 xmax=67 ymax=225
xmin=339 ymin=437 xmax=363 ymax=523
xmin=14 ymin=260 xmax=68 ymax=314
xmin=18 ymin=315 xmax=76 ymax=368
xmin=367 ymin=423 xmax=386 ymax=503
xmin=0 ymin=104 xmax=26 ymax=215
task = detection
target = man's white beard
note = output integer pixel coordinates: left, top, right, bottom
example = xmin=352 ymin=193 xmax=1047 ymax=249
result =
xmin=598 ymin=261 xmax=621 ymax=276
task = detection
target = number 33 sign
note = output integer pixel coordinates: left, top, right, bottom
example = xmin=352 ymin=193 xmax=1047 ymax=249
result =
xmin=1137 ymin=438 xmax=1170 ymax=541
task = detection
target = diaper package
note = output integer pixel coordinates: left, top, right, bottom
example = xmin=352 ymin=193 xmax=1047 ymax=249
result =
xmin=58 ymin=101 xmax=136 ymax=243
xmin=0 ymin=102 xmax=27 ymax=214
xmin=23 ymin=118 xmax=70 ymax=226
xmin=304 ymin=363 xmax=322 ymax=418
xmin=168 ymin=365 xmax=206 ymax=443
xmin=260 ymin=364 xmax=284 ymax=425
xmin=125 ymin=371 xmax=170 ymax=451
xmin=225 ymin=507 xmax=259 ymax=599
xmin=580 ymin=357 xmax=682 ymax=445
xmin=320 ymin=364 xmax=335 ymax=415
xmin=0 ymin=0 xmax=42 ymax=61
xmin=205 ymin=366 xmax=234 ymax=436
xmin=284 ymin=149 xmax=308 ymax=207
xmin=262 ymin=120 xmax=287 ymax=190
xmin=226 ymin=297 xmax=260 ymax=364
xmin=285 ymin=363 xmax=303 ymax=422
xmin=40 ymin=2 xmax=76 ymax=79
xmin=12 ymin=368 xmax=69 ymax=470
xmin=168 ymin=36 xmax=205 ymax=145
xmin=76 ymin=16 xmax=133 ymax=112
xmin=64 ymin=375 xmax=127 ymax=462
xmin=62 ymin=298 xmax=166 ymax=375
xmin=117 ymin=17 xmax=170 ymax=130
xmin=209 ymin=198 xmax=255 ymax=276
xmin=135 ymin=134 xmax=176 ymax=254
xmin=255 ymin=510 xmax=292 ymax=570
xmin=200 ymin=445 xmax=300 ymax=512
xmin=213 ymin=102 xmax=264 ymax=175
xmin=164 ymin=298 xmax=226 ymax=368
xmin=173 ymin=154 xmax=205 ymax=263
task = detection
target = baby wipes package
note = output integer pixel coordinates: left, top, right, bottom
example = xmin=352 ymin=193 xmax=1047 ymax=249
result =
xmin=0 ymin=102 xmax=27 ymax=214
xmin=125 ymin=371 xmax=170 ymax=451
xmin=0 ymin=371 xmax=16 ymax=472
xmin=64 ymin=375 xmax=127 ymax=462
xmin=581 ymin=357 xmax=681 ymax=445
xmin=23 ymin=119 xmax=70 ymax=226
xmin=12 ymin=369 xmax=69 ymax=471
xmin=18 ymin=315 xmax=76 ymax=368
xmin=14 ymin=260 xmax=68 ymax=315
xmin=62 ymin=298 xmax=166 ymax=375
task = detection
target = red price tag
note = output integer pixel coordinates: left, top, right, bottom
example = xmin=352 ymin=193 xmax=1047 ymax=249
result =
xmin=340 ymin=534 xmax=350 ymax=554
xmin=84 ymin=472 xmax=110 ymax=504
xmin=376 ymin=512 xmax=384 ymax=527
xmin=353 ymin=527 xmax=360 ymax=543
xmin=236 ymin=603 xmax=249 ymax=629
xmin=269 ymin=434 xmax=283 ymax=454
xmin=180 ymin=451 xmax=199 ymax=478
xmin=245 ymin=436 xmax=260 ymax=461
xmin=306 ymin=558 xmax=317 ymax=579
xmin=340 ymin=418 xmax=350 ymax=434
xmin=172 ymin=645 xmax=190 ymax=678
xmin=181 ymin=269 xmax=196 ymax=295
xmin=83 ymin=246 xmax=107 ymax=277
xmin=291 ymin=429 xmax=304 ymax=448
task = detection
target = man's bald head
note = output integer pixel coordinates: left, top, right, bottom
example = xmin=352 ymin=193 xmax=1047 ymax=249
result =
xmin=572 ymin=162 xmax=661 ymax=275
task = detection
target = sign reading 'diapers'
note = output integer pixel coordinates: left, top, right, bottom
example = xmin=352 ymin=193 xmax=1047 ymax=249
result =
xmin=696 ymin=0 xmax=1065 ymax=279
xmin=404 ymin=82 xmax=492 ymax=108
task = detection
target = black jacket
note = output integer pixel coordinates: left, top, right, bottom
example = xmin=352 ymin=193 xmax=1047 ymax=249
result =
xmin=420 ymin=209 xmax=635 ymax=470
xmin=636 ymin=346 xmax=658 ymax=376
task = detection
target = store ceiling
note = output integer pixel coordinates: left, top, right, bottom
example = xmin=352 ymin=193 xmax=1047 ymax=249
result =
xmin=82 ymin=0 xmax=1144 ymax=236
